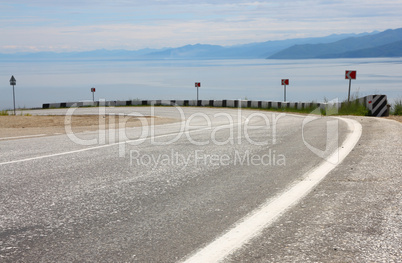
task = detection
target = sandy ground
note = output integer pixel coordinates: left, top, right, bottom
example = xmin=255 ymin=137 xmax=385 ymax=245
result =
xmin=386 ymin=115 xmax=402 ymax=123
xmin=0 ymin=115 xmax=179 ymax=140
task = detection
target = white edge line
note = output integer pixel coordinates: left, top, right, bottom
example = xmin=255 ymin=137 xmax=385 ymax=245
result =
xmin=0 ymin=134 xmax=47 ymax=140
xmin=180 ymin=117 xmax=362 ymax=263
xmin=0 ymin=117 xmax=249 ymax=166
xmin=0 ymin=123 xmax=208 ymax=166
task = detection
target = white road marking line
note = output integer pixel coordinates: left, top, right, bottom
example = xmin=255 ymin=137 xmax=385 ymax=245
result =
xmin=0 ymin=116 xmax=254 ymax=166
xmin=0 ymin=126 xmax=212 ymax=166
xmin=0 ymin=134 xmax=47 ymax=140
xmin=180 ymin=117 xmax=362 ymax=263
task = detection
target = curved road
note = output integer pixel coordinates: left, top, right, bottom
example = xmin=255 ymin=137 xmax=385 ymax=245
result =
xmin=0 ymin=106 xmax=400 ymax=262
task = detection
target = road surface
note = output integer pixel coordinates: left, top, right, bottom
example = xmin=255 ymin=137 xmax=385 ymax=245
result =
xmin=0 ymin=106 xmax=400 ymax=262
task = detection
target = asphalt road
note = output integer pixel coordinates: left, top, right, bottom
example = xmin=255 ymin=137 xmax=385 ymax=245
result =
xmin=0 ymin=106 xmax=400 ymax=262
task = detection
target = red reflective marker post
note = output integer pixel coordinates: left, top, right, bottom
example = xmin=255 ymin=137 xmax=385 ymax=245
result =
xmin=91 ymin=87 xmax=96 ymax=102
xmin=281 ymin=79 xmax=289 ymax=102
xmin=195 ymin=82 xmax=201 ymax=106
xmin=345 ymin=70 xmax=357 ymax=102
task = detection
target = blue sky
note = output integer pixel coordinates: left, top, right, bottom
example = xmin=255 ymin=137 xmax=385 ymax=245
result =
xmin=1 ymin=0 xmax=402 ymax=53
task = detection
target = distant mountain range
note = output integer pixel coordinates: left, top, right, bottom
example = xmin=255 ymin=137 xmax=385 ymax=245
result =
xmin=1 ymin=28 xmax=402 ymax=60
xmin=141 ymin=31 xmax=375 ymax=59
xmin=320 ymin=40 xmax=402 ymax=58
xmin=268 ymin=28 xmax=402 ymax=59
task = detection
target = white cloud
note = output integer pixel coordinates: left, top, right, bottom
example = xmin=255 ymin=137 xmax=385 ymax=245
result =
xmin=1 ymin=0 xmax=401 ymax=52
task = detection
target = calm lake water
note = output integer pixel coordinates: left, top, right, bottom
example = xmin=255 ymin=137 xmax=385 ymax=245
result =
xmin=1 ymin=58 xmax=401 ymax=110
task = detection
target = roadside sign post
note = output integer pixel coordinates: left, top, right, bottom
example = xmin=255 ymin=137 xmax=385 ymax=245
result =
xmin=195 ymin=82 xmax=201 ymax=105
xmin=281 ymin=79 xmax=289 ymax=102
xmin=91 ymin=87 xmax=96 ymax=102
xmin=345 ymin=70 xmax=357 ymax=102
xmin=10 ymin=75 xmax=16 ymax=115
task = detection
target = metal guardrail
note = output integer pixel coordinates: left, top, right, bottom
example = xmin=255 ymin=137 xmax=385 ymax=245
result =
xmin=42 ymin=95 xmax=389 ymax=117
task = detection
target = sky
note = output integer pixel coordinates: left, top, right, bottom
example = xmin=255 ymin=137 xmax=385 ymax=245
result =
xmin=1 ymin=0 xmax=402 ymax=53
